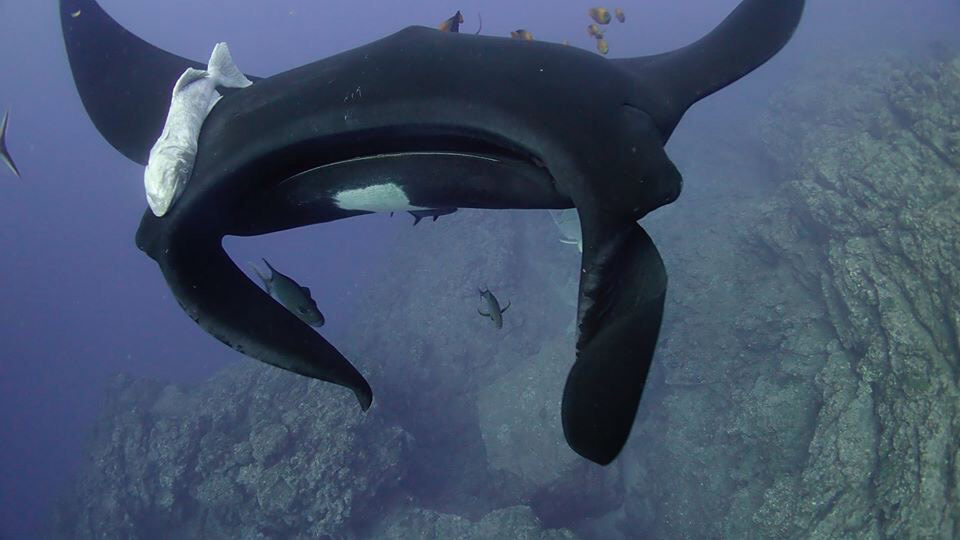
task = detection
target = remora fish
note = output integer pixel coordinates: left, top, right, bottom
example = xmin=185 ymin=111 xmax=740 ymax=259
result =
xmin=0 ymin=110 xmax=20 ymax=178
xmin=389 ymin=207 xmax=457 ymax=224
xmin=251 ymin=259 xmax=325 ymax=327
xmin=477 ymin=288 xmax=511 ymax=329
xmin=408 ymin=208 xmax=457 ymax=225
xmin=144 ymin=42 xmax=252 ymax=217
xmin=60 ymin=0 xmax=806 ymax=465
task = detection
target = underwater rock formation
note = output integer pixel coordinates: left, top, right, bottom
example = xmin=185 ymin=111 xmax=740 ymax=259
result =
xmin=745 ymin=52 xmax=960 ymax=539
xmin=593 ymin=51 xmax=960 ymax=539
xmin=375 ymin=505 xmax=578 ymax=539
xmin=477 ymin=335 xmax=622 ymax=523
xmin=52 ymin=367 xmax=412 ymax=539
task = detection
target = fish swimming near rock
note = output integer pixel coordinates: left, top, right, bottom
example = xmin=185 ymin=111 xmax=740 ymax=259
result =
xmin=143 ymin=42 xmax=252 ymax=217
xmin=587 ymin=24 xmax=605 ymax=39
xmin=614 ymin=8 xmax=625 ymax=23
xmin=251 ymin=259 xmax=325 ymax=327
xmin=408 ymin=208 xmax=457 ymax=225
xmin=60 ymin=0 xmax=806 ymax=465
xmin=510 ymin=29 xmax=534 ymax=41
xmin=478 ymin=288 xmax=511 ymax=329
xmin=0 ymin=110 xmax=20 ymax=178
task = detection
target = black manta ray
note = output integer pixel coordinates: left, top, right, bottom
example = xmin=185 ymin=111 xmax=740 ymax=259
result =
xmin=59 ymin=0 xmax=805 ymax=465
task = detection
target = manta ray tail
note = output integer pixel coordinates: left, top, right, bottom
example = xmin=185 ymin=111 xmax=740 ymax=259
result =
xmin=617 ymin=0 xmax=805 ymax=139
xmin=59 ymin=0 xmax=260 ymax=165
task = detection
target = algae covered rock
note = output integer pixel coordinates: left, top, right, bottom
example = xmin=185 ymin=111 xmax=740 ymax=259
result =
xmin=379 ymin=505 xmax=578 ymax=540
xmin=747 ymin=51 xmax=960 ymax=539
xmin=53 ymin=366 xmax=412 ymax=539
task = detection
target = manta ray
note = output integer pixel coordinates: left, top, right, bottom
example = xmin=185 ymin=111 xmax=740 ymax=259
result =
xmin=59 ymin=0 xmax=805 ymax=465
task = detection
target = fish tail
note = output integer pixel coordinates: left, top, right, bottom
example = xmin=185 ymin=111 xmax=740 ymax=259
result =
xmin=248 ymin=261 xmax=270 ymax=287
xmin=207 ymin=42 xmax=252 ymax=89
xmin=260 ymin=258 xmax=278 ymax=275
xmin=0 ymin=110 xmax=21 ymax=178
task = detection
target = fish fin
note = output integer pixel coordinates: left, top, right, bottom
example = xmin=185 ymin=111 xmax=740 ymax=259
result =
xmin=477 ymin=307 xmax=490 ymax=318
xmin=247 ymin=261 xmax=271 ymax=288
xmin=500 ymin=300 xmax=511 ymax=314
xmin=59 ymin=0 xmax=260 ymax=165
xmin=172 ymin=68 xmax=209 ymax=94
xmin=562 ymin=219 xmax=666 ymax=465
xmin=261 ymin=258 xmax=277 ymax=276
xmin=0 ymin=111 xmax=21 ymax=178
xmin=207 ymin=42 xmax=252 ymax=89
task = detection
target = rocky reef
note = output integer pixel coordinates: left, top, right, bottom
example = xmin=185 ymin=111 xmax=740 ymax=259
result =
xmin=746 ymin=53 xmax=960 ymax=538
xmin=52 ymin=367 xmax=412 ymax=539
xmin=53 ymin=52 xmax=958 ymax=539
xmin=609 ymin=51 xmax=960 ymax=538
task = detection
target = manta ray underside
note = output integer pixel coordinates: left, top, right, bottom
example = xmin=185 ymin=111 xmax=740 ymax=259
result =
xmin=59 ymin=0 xmax=804 ymax=465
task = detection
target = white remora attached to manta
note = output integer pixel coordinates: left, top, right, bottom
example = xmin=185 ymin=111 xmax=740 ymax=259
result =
xmin=143 ymin=42 xmax=252 ymax=217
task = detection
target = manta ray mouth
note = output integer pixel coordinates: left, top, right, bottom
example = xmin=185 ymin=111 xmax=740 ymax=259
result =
xmin=234 ymin=133 xmax=566 ymax=235
xmin=272 ymin=129 xmax=545 ymax=179
xmin=305 ymin=150 xmax=503 ymax=171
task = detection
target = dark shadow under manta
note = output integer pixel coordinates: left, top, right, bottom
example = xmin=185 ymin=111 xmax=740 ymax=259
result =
xmin=59 ymin=0 xmax=805 ymax=465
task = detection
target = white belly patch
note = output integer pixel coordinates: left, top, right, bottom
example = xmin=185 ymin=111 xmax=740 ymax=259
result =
xmin=334 ymin=183 xmax=428 ymax=212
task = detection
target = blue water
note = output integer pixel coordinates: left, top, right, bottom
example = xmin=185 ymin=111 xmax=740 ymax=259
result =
xmin=1 ymin=0 xmax=958 ymax=537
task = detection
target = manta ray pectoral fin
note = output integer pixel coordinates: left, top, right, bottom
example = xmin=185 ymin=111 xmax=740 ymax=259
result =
xmin=613 ymin=0 xmax=805 ymax=139
xmin=500 ymin=300 xmax=511 ymax=315
xmin=562 ymin=220 xmax=666 ymax=465
xmin=478 ymin=307 xmax=490 ymax=318
xmin=140 ymin=227 xmax=372 ymax=410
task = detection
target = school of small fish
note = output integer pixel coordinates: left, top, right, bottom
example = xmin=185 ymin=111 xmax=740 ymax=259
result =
xmin=587 ymin=7 xmax=625 ymax=55
xmin=436 ymin=6 xmax=625 ymax=55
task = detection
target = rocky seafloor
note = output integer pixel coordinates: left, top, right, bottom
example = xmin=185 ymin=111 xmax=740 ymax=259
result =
xmin=52 ymin=52 xmax=959 ymax=539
